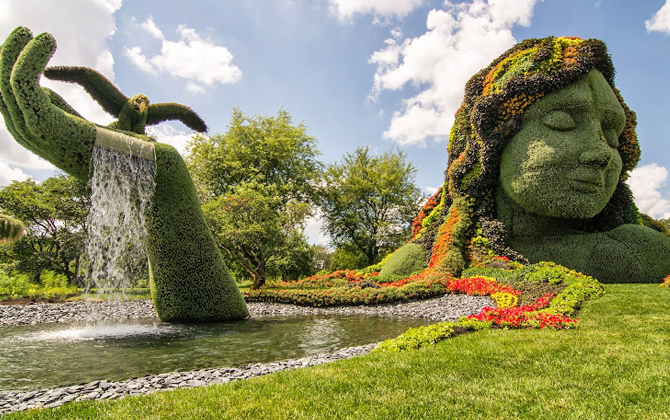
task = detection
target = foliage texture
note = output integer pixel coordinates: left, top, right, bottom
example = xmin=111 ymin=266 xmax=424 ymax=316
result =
xmin=186 ymin=108 xmax=321 ymax=288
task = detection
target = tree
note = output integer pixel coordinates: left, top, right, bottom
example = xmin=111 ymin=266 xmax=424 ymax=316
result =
xmin=0 ymin=174 xmax=90 ymax=283
xmin=318 ymin=146 xmax=424 ymax=266
xmin=186 ymin=108 xmax=322 ymax=289
xmin=203 ymin=183 xmax=311 ymax=289
xmin=186 ymin=108 xmax=321 ymax=204
xmin=329 ymin=244 xmax=368 ymax=271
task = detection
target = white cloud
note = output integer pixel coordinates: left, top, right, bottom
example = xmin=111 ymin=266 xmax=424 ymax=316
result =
xmin=0 ymin=161 xmax=30 ymax=187
xmin=125 ymin=20 xmax=242 ymax=93
xmin=646 ymin=0 xmax=670 ymax=34
xmin=370 ymin=0 xmax=540 ymax=146
xmin=145 ymin=123 xmax=194 ymax=157
xmin=628 ymin=163 xmax=670 ymax=219
xmin=186 ymin=81 xmax=207 ymax=95
xmin=140 ymin=15 xmax=164 ymax=40
xmin=0 ymin=0 xmax=119 ymax=173
xmin=329 ymin=0 xmax=425 ymax=20
xmin=124 ymin=46 xmax=156 ymax=74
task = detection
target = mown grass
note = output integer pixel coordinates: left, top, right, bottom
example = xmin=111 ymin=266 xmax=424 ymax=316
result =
xmin=7 ymin=284 xmax=670 ymax=419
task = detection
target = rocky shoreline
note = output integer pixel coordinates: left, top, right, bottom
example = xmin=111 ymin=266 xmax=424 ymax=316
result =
xmin=0 ymin=294 xmax=493 ymax=414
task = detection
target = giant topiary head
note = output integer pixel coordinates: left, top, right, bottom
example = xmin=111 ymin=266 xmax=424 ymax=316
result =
xmin=417 ymin=36 xmax=642 ymax=275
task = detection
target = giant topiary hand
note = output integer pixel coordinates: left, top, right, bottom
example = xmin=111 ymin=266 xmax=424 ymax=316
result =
xmin=0 ymin=27 xmax=249 ymax=321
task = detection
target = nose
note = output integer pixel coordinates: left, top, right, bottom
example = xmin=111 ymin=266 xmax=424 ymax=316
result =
xmin=579 ymin=129 xmax=613 ymax=168
xmin=579 ymin=147 xmax=612 ymax=167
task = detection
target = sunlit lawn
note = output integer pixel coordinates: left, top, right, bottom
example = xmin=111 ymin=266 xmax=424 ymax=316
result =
xmin=7 ymin=284 xmax=670 ymax=419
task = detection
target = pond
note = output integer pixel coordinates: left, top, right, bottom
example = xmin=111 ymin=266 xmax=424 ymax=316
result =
xmin=0 ymin=315 xmax=431 ymax=390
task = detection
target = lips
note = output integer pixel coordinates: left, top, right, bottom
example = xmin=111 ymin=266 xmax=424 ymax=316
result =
xmin=568 ymin=174 xmax=605 ymax=194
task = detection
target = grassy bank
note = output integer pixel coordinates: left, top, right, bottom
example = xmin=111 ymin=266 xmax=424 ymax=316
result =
xmin=7 ymin=284 xmax=670 ymax=419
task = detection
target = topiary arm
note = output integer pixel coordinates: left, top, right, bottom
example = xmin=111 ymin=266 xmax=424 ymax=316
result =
xmin=0 ymin=27 xmax=248 ymax=322
xmin=0 ymin=27 xmax=97 ymax=180
xmin=146 ymin=102 xmax=208 ymax=132
xmin=43 ymin=65 xmax=126 ymax=117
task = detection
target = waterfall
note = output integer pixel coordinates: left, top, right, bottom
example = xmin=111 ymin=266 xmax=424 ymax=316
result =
xmin=85 ymin=145 xmax=156 ymax=299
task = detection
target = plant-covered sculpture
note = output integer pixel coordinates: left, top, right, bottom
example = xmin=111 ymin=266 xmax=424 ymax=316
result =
xmin=0 ymin=214 xmax=24 ymax=243
xmin=382 ymin=36 xmax=670 ymax=283
xmin=0 ymin=27 xmax=248 ymax=321
xmin=43 ymin=66 xmax=208 ymax=135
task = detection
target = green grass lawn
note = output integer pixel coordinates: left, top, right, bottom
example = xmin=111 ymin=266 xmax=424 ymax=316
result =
xmin=7 ymin=284 xmax=670 ymax=419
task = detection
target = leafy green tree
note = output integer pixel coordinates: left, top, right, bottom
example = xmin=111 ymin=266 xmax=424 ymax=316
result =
xmin=318 ymin=146 xmax=424 ymax=266
xmin=186 ymin=108 xmax=322 ymax=288
xmin=329 ymin=243 xmax=368 ymax=271
xmin=187 ymin=108 xmax=321 ymax=204
xmin=0 ymin=174 xmax=90 ymax=284
xmin=203 ymin=183 xmax=311 ymax=289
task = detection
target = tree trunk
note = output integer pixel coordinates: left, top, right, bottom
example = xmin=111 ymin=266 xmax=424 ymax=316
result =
xmin=250 ymin=263 xmax=266 ymax=290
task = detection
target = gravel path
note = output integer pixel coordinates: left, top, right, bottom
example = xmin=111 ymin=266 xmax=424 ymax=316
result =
xmin=0 ymin=294 xmax=493 ymax=414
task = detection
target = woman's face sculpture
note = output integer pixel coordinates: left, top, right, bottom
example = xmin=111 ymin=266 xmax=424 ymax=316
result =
xmin=499 ymin=70 xmax=626 ymax=219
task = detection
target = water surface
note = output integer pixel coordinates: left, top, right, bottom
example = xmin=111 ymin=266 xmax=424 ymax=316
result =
xmin=0 ymin=315 xmax=430 ymax=390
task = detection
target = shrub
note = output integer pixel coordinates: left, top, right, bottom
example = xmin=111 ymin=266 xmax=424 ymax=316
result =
xmin=0 ymin=270 xmax=77 ymax=300
xmin=378 ymin=243 xmax=427 ymax=278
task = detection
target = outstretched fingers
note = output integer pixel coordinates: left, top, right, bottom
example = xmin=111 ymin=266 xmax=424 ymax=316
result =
xmin=0 ymin=27 xmax=34 ymax=150
xmin=10 ymin=31 xmax=96 ymax=179
xmin=11 ymin=32 xmax=59 ymax=139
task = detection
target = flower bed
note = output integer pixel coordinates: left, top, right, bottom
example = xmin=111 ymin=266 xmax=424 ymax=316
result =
xmin=245 ymin=273 xmax=450 ymax=306
xmin=374 ymin=263 xmax=604 ymax=352
xmin=245 ymin=261 xmax=605 ymax=351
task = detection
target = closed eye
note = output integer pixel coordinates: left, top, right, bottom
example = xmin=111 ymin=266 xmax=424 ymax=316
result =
xmin=542 ymin=110 xmax=576 ymax=131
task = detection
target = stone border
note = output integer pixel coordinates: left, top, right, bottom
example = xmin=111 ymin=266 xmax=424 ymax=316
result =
xmin=0 ymin=343 xmax=376 ymax=414
xmin=0 ymin=294 xmax=493 ymax=326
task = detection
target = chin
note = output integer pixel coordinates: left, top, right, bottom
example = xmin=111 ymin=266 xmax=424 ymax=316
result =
xmin=549 ymin=202 xmax=607 ymax=220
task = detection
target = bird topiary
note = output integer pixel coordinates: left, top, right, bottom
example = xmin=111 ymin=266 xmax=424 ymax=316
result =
xmin=43 ymin=66 xmax=208 ymax=134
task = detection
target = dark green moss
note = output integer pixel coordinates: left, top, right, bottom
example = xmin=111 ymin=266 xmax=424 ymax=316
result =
xmin=3 ymin=29 xmax=95 ymax=180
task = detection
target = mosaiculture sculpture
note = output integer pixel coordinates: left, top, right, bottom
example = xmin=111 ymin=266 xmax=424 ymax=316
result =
xmin=0 ymin=27 xmax=248 ymax=322
xmin=380 ymin=36 xmax=670 ymax=283
xmin=0 ymin=214 xmax=24 ymax=243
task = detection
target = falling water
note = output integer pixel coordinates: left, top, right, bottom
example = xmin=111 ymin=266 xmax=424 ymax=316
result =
xmin=85 ymin=146 xmax=156 ymax=299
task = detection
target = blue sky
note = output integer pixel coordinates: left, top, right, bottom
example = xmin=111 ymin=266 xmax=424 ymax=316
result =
xmin=1 ymin=0 xmax=670 ymax=245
